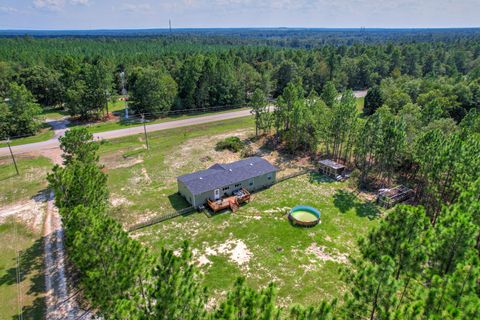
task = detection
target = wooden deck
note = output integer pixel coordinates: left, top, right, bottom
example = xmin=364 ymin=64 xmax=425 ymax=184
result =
xmin=207 ymin=188 xmax=251 ymax=213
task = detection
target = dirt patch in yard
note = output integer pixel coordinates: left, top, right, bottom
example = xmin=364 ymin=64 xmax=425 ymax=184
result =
xmin=101 ymin=150 xmax=144 ymax=170
xmin=306 ymin=243 xmax=349 ymax=264
xmin=0 ymin=192 xmax=48 ymax=233
xmin=195 ymin=238 xmax=253 ymax=270
xmin=165 ymin=130 xmax=316 ymax=181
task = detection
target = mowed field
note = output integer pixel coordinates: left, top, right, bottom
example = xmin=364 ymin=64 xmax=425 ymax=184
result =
xmin=0 ymin=156 xmax=51 ymax=319
xmin=99 ymin=113 xmax=379 ymax=307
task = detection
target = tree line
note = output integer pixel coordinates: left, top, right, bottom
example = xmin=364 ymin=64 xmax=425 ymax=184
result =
xmin=1 ymin=33 xmax=480 ymax=138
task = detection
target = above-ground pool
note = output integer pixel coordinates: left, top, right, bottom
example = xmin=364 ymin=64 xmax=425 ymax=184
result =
xmin=288 ymin=205 xmax=321 ymax=227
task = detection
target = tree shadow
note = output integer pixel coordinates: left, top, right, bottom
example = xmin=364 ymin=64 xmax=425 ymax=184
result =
xmin=333 ymin=189 xmax=357 ymax=213
xmin=0 ymin=236 xmax=46 ymax=319
xmin=308 ymin=172 xmax=336 ymax=184
xmin=333 ymin=189 xmax=380 ymax=219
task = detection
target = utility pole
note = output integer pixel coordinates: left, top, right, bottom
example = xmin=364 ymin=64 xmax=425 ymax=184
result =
xmin=120 ymin=71 xmax=129 ymax=119
xmin=141 ymin=114 xmax=149 ymax=150
xmin=7 ymin=138 xmax=19 ymax=175
xmin=169 ymin=19 xmax=172 ymax=33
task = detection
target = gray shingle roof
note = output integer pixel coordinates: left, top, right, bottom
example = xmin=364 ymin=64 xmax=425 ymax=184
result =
xmin=178 ymin=157 xmax=279 ymax=195
xmin=319 ymin=159 xmax=345 ymax=170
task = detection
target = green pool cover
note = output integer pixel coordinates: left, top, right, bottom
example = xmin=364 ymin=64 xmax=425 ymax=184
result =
xmin=290 ymin=210 xmax=319 ymax=222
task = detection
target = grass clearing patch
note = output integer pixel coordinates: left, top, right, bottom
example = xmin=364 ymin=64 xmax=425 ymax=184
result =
xmin=98 ymin=115 xmax=378 ymax=305
xmin=0 ymin=156 xmax=52 ymax=206
xmin=0 ymin=220 xmax=46 ymax=320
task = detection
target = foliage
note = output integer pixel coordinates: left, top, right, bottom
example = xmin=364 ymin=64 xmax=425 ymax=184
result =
xmin=215 ymin=136 xmax=245 ymax=153
xmin=363 ymin=86 xmax=383 ymax=116
xmin=128 ymin=67 xmax=178 ymax=117
xmin=58 ymin=127 xmax=100 ymax=165
xmin=211 ymin=278 xmax=280 ymax=320
xmin=0 ymin=83 xmax=42 ymax=138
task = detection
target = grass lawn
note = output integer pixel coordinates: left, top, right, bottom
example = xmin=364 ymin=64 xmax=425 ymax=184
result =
xmin=101 ymin=116 xmax=255 ymax=225
xmin=133 ymin=175 xmax=379 ymax=307
xmin=0 ymin=156 xmax=52 ymax=206
xmin=0 ymin=125 xmax=55 ymax=148
xmin=356 ymin=97 xmax=365 ymax=112
xmin=40 ymin=108 xmax=69 ymax=121
xmin=98 ymin=114 xmax=380 ymax=307
xmin=0 ymin=220 xmax=46 ymax=320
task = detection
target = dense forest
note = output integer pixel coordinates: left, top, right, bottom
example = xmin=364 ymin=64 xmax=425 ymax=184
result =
xmin=3 ymin=29 xmax=480 ymax=319
xmin=1 ymin=29 xmax=480 ymax=136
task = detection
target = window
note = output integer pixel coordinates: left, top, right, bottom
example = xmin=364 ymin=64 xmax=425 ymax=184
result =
xmin=267 ymin=174 xmax=272 ymax=180
xmin=235 ymin=183 xmax=241 ymax=188
xmin=222 ymin=186 xmax=230 ymax=191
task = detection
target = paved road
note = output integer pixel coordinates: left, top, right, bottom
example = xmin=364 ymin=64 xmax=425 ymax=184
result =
xmin=0 ymin=109 xmax=253 ymax=157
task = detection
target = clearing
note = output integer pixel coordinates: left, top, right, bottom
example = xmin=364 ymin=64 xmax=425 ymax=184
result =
xmin=98 ymin=115 xmax=379 ymax=306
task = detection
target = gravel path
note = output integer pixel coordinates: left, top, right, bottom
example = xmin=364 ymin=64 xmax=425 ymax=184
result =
xmin=43 ymin=191 xmax=82 ymax=319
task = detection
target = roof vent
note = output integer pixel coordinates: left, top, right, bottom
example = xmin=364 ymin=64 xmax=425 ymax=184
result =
xmin=229 ymin=169 xmax=233 ymax=172
xmin=199 ymin=177 xmax=203 ymax=180
xmin=250 ymin=163 xmax=253 ymax=166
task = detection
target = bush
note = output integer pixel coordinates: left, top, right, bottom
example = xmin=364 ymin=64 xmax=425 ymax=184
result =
xmin=215 ymin=136 xmax=244 ymax=153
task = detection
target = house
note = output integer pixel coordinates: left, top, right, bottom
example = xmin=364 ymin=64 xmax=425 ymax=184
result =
xmin=177 ymin=157 xmax=279 ymax=208
xmin=319 ymin=159 xmax=346 ymax=180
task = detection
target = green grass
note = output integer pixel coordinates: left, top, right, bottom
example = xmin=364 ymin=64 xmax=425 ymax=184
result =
xmin=356 ymin=97 xmax=365 ymax=112
xmin=134 ymin=175 xmax=379 ymax=306
xmin=102 ymin=116 xmax=254 ymax=225
xmin=0 ymin=124 xmax=55 ymax=148
xmin=40 ymin=108 xmax=69 ymax=120
xmin=0 ymin=220 xmax=46 ymax=320
xmin=0 ymin=156 xmax=52 ymax=206
xmin=97 ymin=114 xmax=380 ymax=306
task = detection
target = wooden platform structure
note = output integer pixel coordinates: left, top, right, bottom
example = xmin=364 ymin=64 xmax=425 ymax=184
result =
xmin=319 ymin=159 xmax=347 ymax=181
xmin=376 ymin=185 xmax=414 ymax=208
xmin=207 ymin=188 xmax=251 ymax=213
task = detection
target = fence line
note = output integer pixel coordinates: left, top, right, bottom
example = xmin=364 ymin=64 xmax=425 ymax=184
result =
xmin=128 ymin=206 xmax=195 ymax=232
xmin=276 ymin=169 xmax=311 ymax=183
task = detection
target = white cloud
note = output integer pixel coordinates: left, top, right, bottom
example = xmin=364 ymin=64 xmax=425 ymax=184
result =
xmin=0 ymin=6 xmax=18 ymax=13
xmin=71 ymin=0 xmax=91 ymax=5
xmin=33 ymin=0 xmax=65 ymax=11
xmin=32 ymin=0 xmax=90 ymax=11
xmin=119 ymin=3 xmax=151 ymax=12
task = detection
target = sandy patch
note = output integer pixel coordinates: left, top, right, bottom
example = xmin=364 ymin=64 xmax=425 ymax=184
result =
xmin=165 ymin=129 xmax=252 ymax=174
xmin=101 ymin=149 xmax=144 ymax=170
xmin=0 ymin=192 xmax=47 ymax=232
xmin=306 ymin=243 xmax=349 ymax=264
xmin=264 ymin=207 xmax=291 ymax=214
xmin=110 ymin=194 xmax=133 ymax=207
xmin=195 ymin=239 xmax=252 ymax=269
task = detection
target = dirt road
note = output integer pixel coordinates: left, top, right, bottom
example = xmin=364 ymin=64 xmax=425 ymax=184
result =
xmin=0 ymin=109 xmax=253 ymax=158
xmin=43 ymin=191 xmax=83 ymax=319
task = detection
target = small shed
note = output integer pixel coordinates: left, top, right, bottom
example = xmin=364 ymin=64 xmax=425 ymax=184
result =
xmin=376 ymin=185 xmax=414 ymax=208
xmin=319 ymin=159 xmax=346 ymax=180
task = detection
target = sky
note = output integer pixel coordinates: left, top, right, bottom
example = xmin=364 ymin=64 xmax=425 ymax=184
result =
xmin=0 ymin=0 xmax=479 ymax=30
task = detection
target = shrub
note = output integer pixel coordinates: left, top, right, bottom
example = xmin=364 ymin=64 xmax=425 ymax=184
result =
xmin=215 ymin=136 xmax=244 ymax=152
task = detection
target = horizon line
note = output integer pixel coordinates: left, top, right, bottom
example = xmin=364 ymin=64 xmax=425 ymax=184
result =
xmin=1 ymin=26 xmax=480 ymax=32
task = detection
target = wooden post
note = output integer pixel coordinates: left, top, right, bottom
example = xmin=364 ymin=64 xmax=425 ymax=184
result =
xmin=142 ymin=114 xmax=149 ymax=150
xmin=7 ymin=139 xmax=19 ymax=175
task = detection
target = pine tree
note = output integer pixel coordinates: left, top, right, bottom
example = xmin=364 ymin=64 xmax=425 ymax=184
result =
xmin=211 ymin=277 xmax=280 ymax=320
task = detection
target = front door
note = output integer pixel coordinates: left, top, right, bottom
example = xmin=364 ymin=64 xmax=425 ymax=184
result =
xmin=214 ymin=189 xmax=220 ymax=200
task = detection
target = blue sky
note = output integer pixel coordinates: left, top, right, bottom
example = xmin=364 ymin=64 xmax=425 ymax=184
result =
xmin=0 ymin=0 xmax=479 ymax=29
